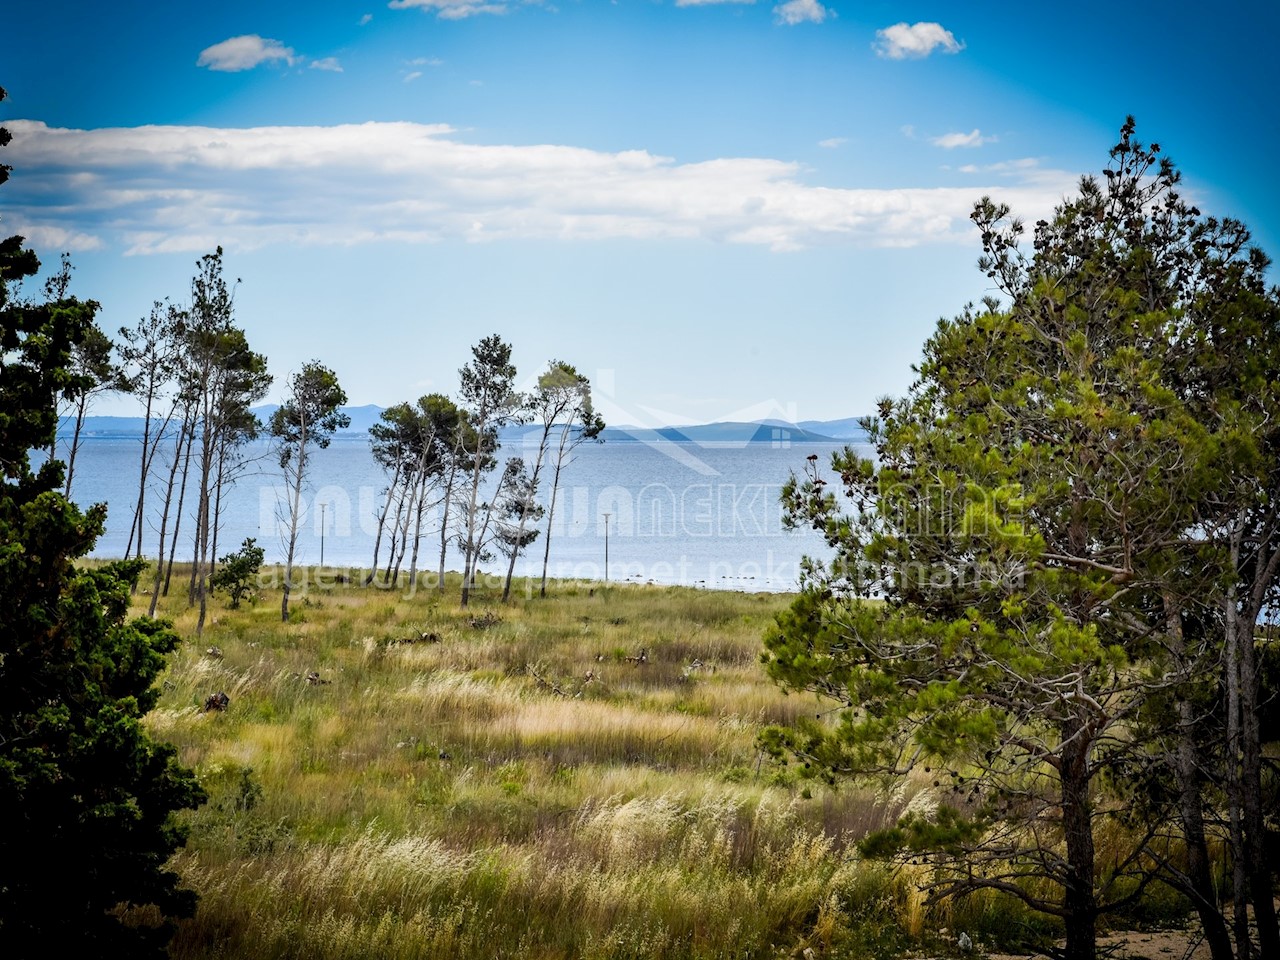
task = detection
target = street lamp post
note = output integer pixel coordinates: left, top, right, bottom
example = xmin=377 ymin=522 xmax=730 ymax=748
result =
xmin=603 ymin=511 xmax=610 ymax=582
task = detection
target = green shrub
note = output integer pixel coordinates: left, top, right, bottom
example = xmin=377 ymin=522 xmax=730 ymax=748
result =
xmin=211 ymin=537 xmax=265 ymax=609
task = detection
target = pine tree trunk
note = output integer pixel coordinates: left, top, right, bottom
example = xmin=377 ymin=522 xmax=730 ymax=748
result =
xmin=1237 ymin=611 xmax=1279 ymax=957
xmin=438 ymin=463 xmax=457 ymax=594
xmin=1225 ymin=581 xmax=1252 ymax=959
xmin=62 ymin=394 xmax=87 ymax=499
xmin=1173 ymin=720 xmax=1236 ymax=960
xmin=540 ymin=456 xmax=566 ymax=599
xmin=1060 ymin=728 xmax=1098 ymax=960
xmin=164 ymin=419 xmax=195 ymax=596
xmin=366 ymin=462 xmax=401 ymax=586
xmin=1164 ymin=594 xmax=1235 ymax=960
xmin=282 ymin=437 xmax=307 ymax=623
xmin=148 ymin=429 xmax=185 ymax=617
xmin=126 ymin=396 xmax=154 ymax=560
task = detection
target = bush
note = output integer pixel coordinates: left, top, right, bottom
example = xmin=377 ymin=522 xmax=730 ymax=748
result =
xmin=211 ymin=537 xmax=265 ymax=609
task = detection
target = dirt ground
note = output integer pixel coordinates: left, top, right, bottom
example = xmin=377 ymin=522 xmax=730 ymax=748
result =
xmin=983 ymin=926 xmax=1210 ymax=960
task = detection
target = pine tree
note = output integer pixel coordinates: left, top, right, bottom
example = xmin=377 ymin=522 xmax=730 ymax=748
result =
xmin=0 ymin=87 xmax=205 ymax=958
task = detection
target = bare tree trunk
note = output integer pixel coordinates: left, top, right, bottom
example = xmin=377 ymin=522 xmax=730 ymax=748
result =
xmin=164 ymin=418 xmax=195 ymax=596
xmin=540 ymin=438 xmax=569 ymax=598
xmin=407 ymin=472 xmax=430 ymax=588
xmin=62 ymin=394 xmax=89 ymax=499
xmin=460 ymin=411 xmax=498 ymax=610
xmin=192 ymin=443 xmax=215 ymax=633
xmin=209 ymin=449 xmax=228 ymax=586
xmin=365 ymin=462 xmax=401 ymax=586
xmin=148 ymin=428 xmax=186 ymax=616
xmin=501 ymin=535 xmax=521 ymax=602
xmin=187 ymin=507 xmax=202 ymax=606
xmin=438 ymin=459 xmax=459 ymax=594
xmin=390 ymin=485 xmax=413 ymax=587
xmin=125 ymin=400 xmax=155 ymax=560
xmin=383 ymin=484 xmax=410 ymax=586
xmin=281 ymin=426 xmax=308 ymax=622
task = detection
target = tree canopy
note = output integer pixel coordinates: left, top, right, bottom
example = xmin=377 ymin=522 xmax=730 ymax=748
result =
xmin=764 ymin=120 xmax=1280 ymax=960
xmin=0 ymin=87 xmax=204 ymax=957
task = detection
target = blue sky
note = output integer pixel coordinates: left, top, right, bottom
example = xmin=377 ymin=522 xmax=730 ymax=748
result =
xmin=4 ymin=0 xmax=1278 ymax=425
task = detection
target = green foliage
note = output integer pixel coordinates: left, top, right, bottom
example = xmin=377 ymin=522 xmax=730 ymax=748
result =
xmin=268 ymin=360 xmax=350 ymax=467
xmin=0 ymin=92 xmax=205 ymax=956
xmin=763 ymin=119 xmax=1280 ymax=960
xmin=271 ymin=360 xmax=349 ymax=622
xmin=210 ymin=536 xmax=265 ymax=608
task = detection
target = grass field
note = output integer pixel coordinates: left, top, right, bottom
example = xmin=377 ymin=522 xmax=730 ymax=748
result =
xmin=138 ymin=567 xmax=1054 ymax=959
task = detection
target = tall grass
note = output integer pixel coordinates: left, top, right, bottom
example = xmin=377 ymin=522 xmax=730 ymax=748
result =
xmin=138 ymin=569 xmax=1172 ymax=958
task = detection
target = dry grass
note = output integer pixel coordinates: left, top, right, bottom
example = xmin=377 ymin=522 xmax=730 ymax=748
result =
xmin=134 ymin=569 xmax=938 ymax=959
xmin=139 ymin=569 xmax=1151 ymax=959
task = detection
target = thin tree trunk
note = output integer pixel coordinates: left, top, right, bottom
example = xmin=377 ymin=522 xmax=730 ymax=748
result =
xmin=192 ymin=451 xmax=214 ymax=632
xmin=365 ymin=462 xmax=401 ymax=586
xmin=281 ymin=424 xmax=308 ymax=623
xmin=148 ymin=429 xmax=185 ymax=616
xmin=502 ymin=534 xmax=521 ymax=602
xmin=164 ymin=418 xmax=195 ymax=596
xmin=460 ymin=399 xmax=498 ymax=609
xmin=390 ymin=484 xmax=413 ymax=587
xmin=63 ymin=394 xmax=88 ymax=498
xmin=438 ymin=455 xmax=460 ymax=594
xmin=407 ymin=472 xmax=430 ymax=588
xmin=125 ymin=395 xmax=155 ymax=560
xmin=540 ymin=454 xmax=567 ymax=598
xmin=461 ymin=451 xmax=483 ymax=608
xmin=209 ymin=449 xmax=227 ymax=586
xmin=187 ymin=503 xmax=202 ymax=606
xmin=384 ymin=484 xmax=410 ymax=586
xmin=403 ymin=433 xmax=438 ymax=589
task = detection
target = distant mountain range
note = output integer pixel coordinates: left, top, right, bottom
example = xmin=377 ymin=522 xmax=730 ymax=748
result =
xmin=61 ymin=406 xmax=868 ymax=445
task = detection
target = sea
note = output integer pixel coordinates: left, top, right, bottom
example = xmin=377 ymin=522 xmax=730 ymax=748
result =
xmin=56 ymin=433 xmax=858 ymax=593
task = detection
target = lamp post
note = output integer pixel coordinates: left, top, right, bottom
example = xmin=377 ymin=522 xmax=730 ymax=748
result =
xmin=603 ymin=511 xmax=610 ymax=583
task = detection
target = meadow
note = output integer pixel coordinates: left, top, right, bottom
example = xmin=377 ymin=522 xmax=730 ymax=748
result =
xmin=140 ymin=569 xmax=1105 ymax=959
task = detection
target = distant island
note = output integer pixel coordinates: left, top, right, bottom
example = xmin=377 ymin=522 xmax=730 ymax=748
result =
xmin=61 ymin=407 xmax=869 ymax=445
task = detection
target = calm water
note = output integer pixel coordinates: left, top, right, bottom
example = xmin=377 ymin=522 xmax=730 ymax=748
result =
xmin=60 ymin=434 xmax=857 ymax=592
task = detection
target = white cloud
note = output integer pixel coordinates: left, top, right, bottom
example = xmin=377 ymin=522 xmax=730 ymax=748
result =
xmin=1 ymin=223 xmax=103 ymax=253
xmin=931 ymin=129 xmax=995 ymax=149
xmin=197 ymin=35 xmax=297 ymax=72
xmin=773 ymin=0 xmax=828 ymax=25
xmin=310 ymin=58 xmax=344 ymax=73
xmin=817 ymin=137 xmax=846 ymax=149
xmin=957 ymin=158 xmax=1057 ymax=183
xmin=1 ymin=120 xmax=1076 ymax=256
xmin=388 ymin=0 xmax=511 ymax=18
xmin=404 ymin=71 xmax=424 ymax=82
xmin=675 ymin=0 xmax=755 ymax=6
xmin=360 ymin=13 xmax=374 ymax=24
xmin=409 ymin=57 xmax=444 ymax=66
xmin=874 ymin=22 xmax=963 ymax=59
